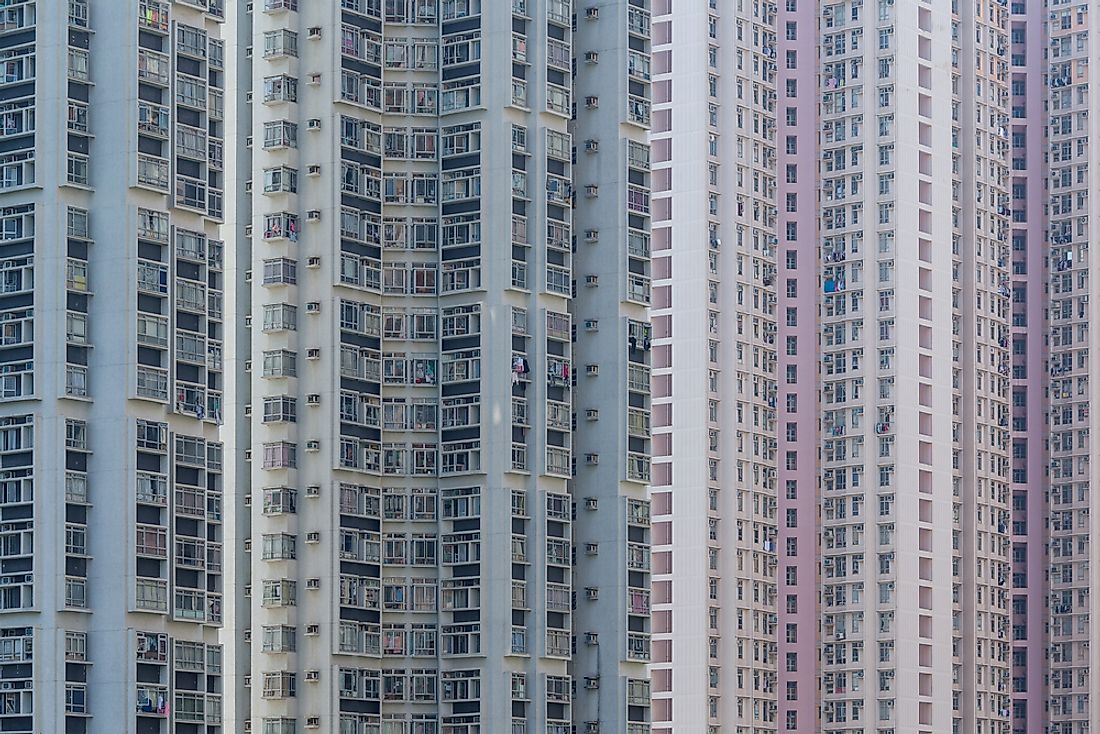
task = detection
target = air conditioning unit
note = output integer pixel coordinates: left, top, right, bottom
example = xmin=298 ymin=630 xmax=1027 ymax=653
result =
xmin=244 ymin=449 xmax=252 ymax=461
xmin=243 ymin=629 xmax=252 ymax=642
xmin=243 ymin=675 xmax=251 ymax=687
xmin=244 ymin=225 xmax=253 ymax=237
xmin=585 ymin=274 xmax=598 ymax=287
xmin=243 ymin=494 xmax=252 ymax=506
xmin=585 ymin=454 xmax=599 ymax=465
xmin=585 ymin=409 xmax=599 ymax=420
xmin=305 ymin=670 xmax=320 ymax=681
xmin=306 ymin=531 xmax=320 ymax=543
xmin=585 ymin=632 xmax=599 ymax=645
xmin=306 ymin=301 xmax=321 ymax=313
xmin=243 ymin=584 xmax=251 ymax=597
xmin=244 ymin=721 xmax=252 ymax=733
xmin=244 ymin=315 xmax=253 ymax=327
xmin=306 ymin=624 xmax=320 ymax=635
xmin=307 ymin=256 xmax=321 ymax=267
xmin=584 ymin=139 xmax=599 ymax=152
xmin=307 ymin=165 xmax=321 ymax=176
xmin=585 ymin=6 xmax=599 ymax=18
xmin=585 ymin=587 xmax=599 ymax=600
xmin=586 ymin=364 xmax=599 ymax=376
xmin=306 ymin=210 xmax=321 ymax=221
xmin=306 ymin=440 xmax=321 ymax=451
xmin=306 ymin=578 xmax=320 ymax=590
xmin=307 ymin=118 xmax=321 ymax=130
xmin=585 ymin=51 xmax=599 ymax=63
xmin=244 ymin=359 xmax=252 ymax=372
xmin=306 ymin=484 xmax=321 ymax=497
xmin=244 ymin=269 xmax=252 ymax=282
xmin=243 ymin=539 xmax=252 ymax=552
xmin=245 ymin=91 xmax=254 ymax=103
xmin=308 ymin=72 xmax=321 ymax=84
xmin=585 ymin=96 xmax=599 ymax=108
xmin=307 ymin=348 xmax=320 ymax=359
xmin=308 ymin=26 xmax=322 ymax=39
xmin=584 ymin=677 xmax=600 ymax=690
xmin=584 ymin=229 xmax=599 ymax=242
xmin=585 ymin=497 xmax=598 ymax=510
xmin=245 ymin=46 xmax=253 ymax=58
xmin=306 ymin=717 xmax=321 ymax=729
xmin=585 ymin=723 xmax=600 ymax=734
xmin=584 ymin=319 xmax=599 ymax=331
xmin=244 ymin=180 xmax=253 ymax=193
xmin=306 ymin=394 xmax=320 ymax=405
xmin=585 ymin=543 xmax=599 ymax=555
xmin=245 ymin=135 xmax=253 ymax=148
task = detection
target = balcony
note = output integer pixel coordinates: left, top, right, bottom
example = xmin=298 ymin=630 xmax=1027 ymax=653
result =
xmin=135 ymin=579 xmax=168 ymax=612
xmin=138 ymin=102 xmax=170 ymax=139
xmin=627 ymin=542 xmax=651 ymax=571
xmin=627 ymin=452 xmax=651 ymax=482
xmin=627 ymin=632 xmax=651 ymax=661
xmin=175 ymin=176 xmax=207 ymax=212
xmin=136 ymin=475 xmax=167 ymax=507
xmin=173 ymin=693 xmax=205 ymax=723
xmin=137 ymin=155 xmax=169 ymax=191
xmin=511 ymin=581 xmax=527 ymax=609
xmin=547 ymin=401 xmax=571 ymax=431
xmin=175 ymin=487 xmax=206 ymax=518
xmin=511 ymin=443 xmax=527 ymax=472
xmin=136 ymin=686 xmax=169 ymax=716
xmin=546 ymin=446 xmax=571 ymax=478
xmin=546 ymin=0 xmax=569 ymax=25
xmin=136 ymin=367 xmax=169 ymax=401
xmin=137 ymin=49 xmax=170 ymax=86
xmin=175 ymin=589 xmax=207 ymax=622
xmin=628 ymin=587 xmax=651 ymax=616
xmin=545 ymin=629 xmax=570 ymax=658
xmin=138 ymin=1 xmax=170 ymax=32
xmin=546 ymin=583 xmax=571 ymax=612
xmin=627 ymin=408 xmax=651 ymax=438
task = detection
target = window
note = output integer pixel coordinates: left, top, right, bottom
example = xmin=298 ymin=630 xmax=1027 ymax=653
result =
xmin=263 ymin=166 xmax=298 ymax=193
xmin=264 ymin=30 xmax=299 ymax=58
xmin=262 ymin=625 xmax=297 ymax=653
xmin=262 ymin=258 xmax=297 ymax=285
xmin=263 ymin=74 xmax=298 ymax=102
xmin=262 ymin=303 xmax=298 ymax=331
xmin=262 ymin=442 xmax=297 ymax=469
xmin=65 ymin=524 xmax=87 ymax=555
xmin=263 ymin=396 xmax=297 ymax=423
xmin=65 ymin=365 xmax=88 ymax=397
xmin=65 ymin=576 xmax=87 ymax=608
xmin=263 ymin=120 xmax=298 ymax=149
xmin=65 ymin=631 xmax=87 ymax=661
xmin=262 ymin=533 xmax=297 ymax=561
xmin=65 ymin=684 xmax=87 ymax=714
xmin=66 ymin=154 xmax=89 ymax=185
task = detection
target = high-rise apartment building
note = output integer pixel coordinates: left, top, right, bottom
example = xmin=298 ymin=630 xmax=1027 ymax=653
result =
xmin=1035 ymin=1 xmax=1100 ymax=732
xmin=658 ymin=0 xmax=1016 ymax=732
xmin=14 ymin=1 xmax=1100 ymax=733
xmin=226 ymin=1 xmax=650 ymax=733
xmin=649 ymin=0 xmax=779 ymax=732
xmin=0 ymin=0 xmax=229 ymax=732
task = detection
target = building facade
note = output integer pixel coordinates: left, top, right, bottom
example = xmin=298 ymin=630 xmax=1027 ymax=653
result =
xmin=649 ymin=0 xmax=780 ymax=731
xmin=659 ymin=0 xmax=1017 ymax=732
xmin=0 ymin=0 xmax=229 ymax=733
xmin=12 ymin=0 xmax=1100 ymax=733
xmin=227 ymin=1 xmax=650 ymax=733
